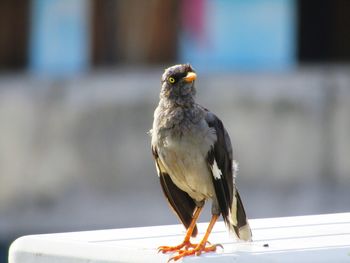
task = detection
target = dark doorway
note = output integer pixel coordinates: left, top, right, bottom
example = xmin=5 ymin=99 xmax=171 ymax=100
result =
xmin=298 ymin=0 xmax=350 ymax=62
xmin=0 ymin=0 xmax=30 ymax=70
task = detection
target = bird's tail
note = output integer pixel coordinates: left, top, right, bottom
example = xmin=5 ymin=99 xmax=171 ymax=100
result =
xmin=226 ymin=161 xmax=252 ymax=241
xmin=228 ymin=189 xmax=252 ymax=241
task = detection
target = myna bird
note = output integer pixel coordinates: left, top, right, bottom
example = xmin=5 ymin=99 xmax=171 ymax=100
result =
xmin=150 ymin=64 xmax=252 ymax=261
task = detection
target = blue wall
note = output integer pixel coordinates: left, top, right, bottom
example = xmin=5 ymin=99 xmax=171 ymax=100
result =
xmin=180 ymin=0 xmax=296 ymax=72
xmin=29 ymin=0 xmax=90 ymax=77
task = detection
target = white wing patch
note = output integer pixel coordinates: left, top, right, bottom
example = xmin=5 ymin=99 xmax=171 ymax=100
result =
xmin=211 ymin=159 xmax=222 ymax=180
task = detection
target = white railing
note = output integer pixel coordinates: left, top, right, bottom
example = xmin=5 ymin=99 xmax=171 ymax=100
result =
xmin=9 ymin=213 xmax=350 ymax=262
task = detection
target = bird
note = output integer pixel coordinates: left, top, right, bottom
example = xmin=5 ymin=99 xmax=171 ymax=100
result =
xmin=150 ymin=64 xmax=252 ymax=261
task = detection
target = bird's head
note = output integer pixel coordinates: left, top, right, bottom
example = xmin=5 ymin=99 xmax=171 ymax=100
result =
xmin=160 ymin=64 xmax=197 ymax=103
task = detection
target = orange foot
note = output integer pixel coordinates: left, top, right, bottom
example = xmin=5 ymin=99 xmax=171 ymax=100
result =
xmin=168 ymin=243 xmax=223 ymax=262
xmin=158 ymin=241 xmax=197 ymax=253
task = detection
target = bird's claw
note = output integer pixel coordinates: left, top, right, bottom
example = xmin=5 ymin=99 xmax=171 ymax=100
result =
xmin=158 ymin=241 xmax=196 ymax=254
xmin=166 ymin=243 xmax=223 ymax=262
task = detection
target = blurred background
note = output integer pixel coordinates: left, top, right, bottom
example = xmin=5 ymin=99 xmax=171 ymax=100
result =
xmin=1 ymin=0 xmax=350 ymax=261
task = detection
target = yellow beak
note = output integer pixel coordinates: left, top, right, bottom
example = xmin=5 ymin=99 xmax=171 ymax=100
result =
xmin=183 ymin=72 xmax=197 ymax=83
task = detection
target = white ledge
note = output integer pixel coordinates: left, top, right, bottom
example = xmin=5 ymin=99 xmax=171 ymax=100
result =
xmin=9 ymin=212 xmax=350 ymax=262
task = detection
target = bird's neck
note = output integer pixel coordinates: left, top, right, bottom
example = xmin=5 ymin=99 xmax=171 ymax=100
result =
xmin=160 ymin=95 xmax=195 ymax=109
xmin=157 ymin=98 xmax=201 ymax=127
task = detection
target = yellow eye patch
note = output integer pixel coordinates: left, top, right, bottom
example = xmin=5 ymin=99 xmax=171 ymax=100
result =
xmin=168 ymin=77 xmax=176 ymax=84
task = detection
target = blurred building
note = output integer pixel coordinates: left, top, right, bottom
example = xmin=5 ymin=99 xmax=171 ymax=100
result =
xmin=1 ymin=0 xmax=350 ymax=73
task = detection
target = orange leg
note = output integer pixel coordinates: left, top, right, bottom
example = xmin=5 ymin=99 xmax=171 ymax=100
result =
xmin=169 ymin=214 xmax=222 ymax=262
xmin=158 ymin=207 xmax=202 ymax=253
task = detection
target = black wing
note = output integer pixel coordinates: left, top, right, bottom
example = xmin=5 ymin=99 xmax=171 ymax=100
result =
xmin=205 ymin=112 xmax=233 ymax=221
xmin=205 ymin=110 xmax=251 ymax=240
xmin=152 ymin=146 xmax=198 ymax=237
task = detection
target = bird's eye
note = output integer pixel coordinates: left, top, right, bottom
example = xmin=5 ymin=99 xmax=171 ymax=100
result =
xmin=168 ymin=77 xmax=176 ymax=84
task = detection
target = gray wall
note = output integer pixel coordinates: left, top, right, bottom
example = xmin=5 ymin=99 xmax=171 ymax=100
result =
xmin=0 ymin=67 xmax=349 ymax=240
